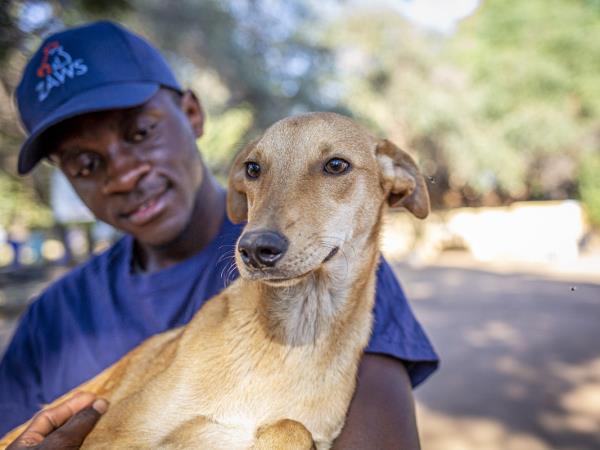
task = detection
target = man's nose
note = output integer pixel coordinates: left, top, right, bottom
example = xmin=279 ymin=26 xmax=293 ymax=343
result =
xmin=102 ymin=141 xmax=151 ymax=195
xmin=238 ymin=230 xmax=289 ymax=268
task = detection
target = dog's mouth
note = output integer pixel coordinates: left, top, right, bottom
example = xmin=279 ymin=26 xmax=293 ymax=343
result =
xmin=323 ymin=247 xmax=339 ymax=263
xmin=250 ymin=246 xmax=340 ymax=287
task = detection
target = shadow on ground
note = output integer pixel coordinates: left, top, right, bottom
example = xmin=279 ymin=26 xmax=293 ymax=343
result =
xmin=394 ymin=262 xmax=600 ymax=450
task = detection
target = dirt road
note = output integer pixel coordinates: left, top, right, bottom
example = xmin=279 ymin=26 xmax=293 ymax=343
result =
xmin=396 ymin=261 xmax=600 ymax=450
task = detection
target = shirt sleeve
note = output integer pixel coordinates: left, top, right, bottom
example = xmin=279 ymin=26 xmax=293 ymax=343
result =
xmin=0 ymin=301 xmax=45 ymax=436
xmin=366 ymin=257 xmax=439 ymax=387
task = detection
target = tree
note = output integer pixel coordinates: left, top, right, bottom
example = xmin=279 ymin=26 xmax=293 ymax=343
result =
xmin=322 ymin=9 xmax=507 ymax=207
xmin=452 ymin=0 xmax=600 ymax=210
xmin=323 ymin=0 xmax=600 ymax=219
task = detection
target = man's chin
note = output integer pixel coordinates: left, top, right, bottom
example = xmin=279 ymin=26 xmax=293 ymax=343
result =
xmin=129 ymin=222 xmax=187 ymax=249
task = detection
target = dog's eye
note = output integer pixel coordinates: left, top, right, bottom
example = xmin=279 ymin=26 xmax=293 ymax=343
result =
xmin=324 ymin=158 xmax=351 ymax=175
xmin=245 ymin=162 xmax=261 ymax=179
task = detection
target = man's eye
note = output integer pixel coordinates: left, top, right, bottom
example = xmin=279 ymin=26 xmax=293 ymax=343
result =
xmin=130 ymin=123 xmax=157 ymax=143
xmin=70 ymin=153 xmax=101 ymax=178
xmin=131 ymin=129 xmax=148 ymax=142
xmin=245 ymin=162 xmax=261 ymax=179
xmin=324 ymin=158 xmax=351 ymax=175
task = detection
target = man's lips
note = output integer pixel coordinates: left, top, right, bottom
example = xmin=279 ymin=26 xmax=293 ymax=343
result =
xmin=120 ymin=187 xmax=170 ymax=226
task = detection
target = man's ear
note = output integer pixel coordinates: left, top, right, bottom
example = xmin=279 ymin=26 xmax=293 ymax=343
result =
xmin=180 ymin=90 xmax=205 ymax=138
xmin=226 ymin=139 xmax=258 ymax=224
xmin=376 ymin=139 xmax=430 ymax=219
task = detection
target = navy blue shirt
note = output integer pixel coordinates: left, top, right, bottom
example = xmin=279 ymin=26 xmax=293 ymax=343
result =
xmin=0 ymin=215 xmax=438 ymax=434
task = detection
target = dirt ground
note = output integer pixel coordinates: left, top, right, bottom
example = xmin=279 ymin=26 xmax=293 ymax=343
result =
xmin=1 ymin=256 xmax=599 ymax=450
xmin=398 ymin=257 xmax=600 ymax=450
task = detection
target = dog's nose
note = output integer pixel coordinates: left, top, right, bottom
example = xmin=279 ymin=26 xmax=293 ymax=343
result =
xmin=238 ymin=230 xmax=288 ymax=268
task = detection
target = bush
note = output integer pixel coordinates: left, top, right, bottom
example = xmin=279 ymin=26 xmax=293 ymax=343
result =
xmin=579 ymin=152 xmax=600 ymax=227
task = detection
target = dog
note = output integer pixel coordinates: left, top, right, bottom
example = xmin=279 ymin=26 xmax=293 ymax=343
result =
xmin=1 ymin=112 xmax=429 ymax=449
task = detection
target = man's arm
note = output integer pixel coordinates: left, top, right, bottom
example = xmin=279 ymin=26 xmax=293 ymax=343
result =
xmin=333 ymin=354 xmax=421 ymax=450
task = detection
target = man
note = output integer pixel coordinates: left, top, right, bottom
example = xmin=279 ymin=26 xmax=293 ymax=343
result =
xmin=1 ymin=21 xmax=438 ymax=449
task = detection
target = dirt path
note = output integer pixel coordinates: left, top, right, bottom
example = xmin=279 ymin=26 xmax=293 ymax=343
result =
xmin=395 ymin=261 xmax=600 ymax=450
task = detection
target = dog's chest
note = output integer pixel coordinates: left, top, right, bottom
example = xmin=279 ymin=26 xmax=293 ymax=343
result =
xmin=84 ymin=282 xmax=371 ymax=449
xmin=140 ymin=341 xmax=354 ymax=448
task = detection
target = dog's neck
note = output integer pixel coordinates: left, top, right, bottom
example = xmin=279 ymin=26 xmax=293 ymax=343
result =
xmin=255 ymin=228 xmax=381 ymax=348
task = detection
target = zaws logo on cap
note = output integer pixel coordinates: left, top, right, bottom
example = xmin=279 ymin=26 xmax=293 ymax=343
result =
xmin=16 ymin=21 xmax=183 ymax=175
xmin=36 ymin=41 xmax=88 ymax=102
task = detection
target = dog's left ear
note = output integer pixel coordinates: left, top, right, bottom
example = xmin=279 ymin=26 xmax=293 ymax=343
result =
xmin=227 ymin=139 xmax=258 ymax=224
xmin=376 ymin=139 xmax=430 ymax=219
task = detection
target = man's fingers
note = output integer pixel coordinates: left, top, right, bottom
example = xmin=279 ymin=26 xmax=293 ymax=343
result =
xmin=7 ymin=393 xmax=102 ymax=449
xmin=43 ymin=400 xmax=108 ymax=449
xmin=25 ymin=392 xmax=98 ymax=440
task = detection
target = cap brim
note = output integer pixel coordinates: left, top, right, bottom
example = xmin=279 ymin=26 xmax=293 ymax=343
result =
xmin=18 ymin=82 xmax=161 ymax=175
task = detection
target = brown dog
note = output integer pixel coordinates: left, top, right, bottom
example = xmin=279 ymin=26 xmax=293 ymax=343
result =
xmin=1 ymin=112 xmax=429 ymax=449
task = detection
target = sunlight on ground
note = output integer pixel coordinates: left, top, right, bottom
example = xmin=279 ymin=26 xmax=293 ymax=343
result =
xmin=416 ymin=359 xmax=600 ymax=449
xmin=417 ymin=403 xmax=551 ymax=450
xmin=399 ymin=255 xmax=600 ymax=450
xmin=494 ymin=356 xmax=538 ymax=383
xmin=464 ymin=321 xmax=521 ymax=348
xmin=541 ymin=358 xmax=600 ymax=435
xmin=381 ymin=202 xmax=596 ymax=282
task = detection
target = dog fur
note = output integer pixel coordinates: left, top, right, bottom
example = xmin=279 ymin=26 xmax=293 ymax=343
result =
xmin=1 ymin=112 xmax=429 ymax=449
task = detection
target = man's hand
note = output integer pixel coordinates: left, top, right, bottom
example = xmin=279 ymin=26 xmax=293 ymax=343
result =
xmin=7 ymin=392 xmax=108 ymax=450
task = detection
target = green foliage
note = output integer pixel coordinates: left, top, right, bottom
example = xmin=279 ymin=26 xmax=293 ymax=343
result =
xmin=130 ymin=0 xmax=336 ymax=129
xmin=323 ymin=10 xmax=526 ymax=203
xmin=456 ymin=0 xmax=600 ymax=124
xmin=452 ymin=0 xmax=600 ymax=204
xmin=579 ymin=151 xmax=600 ymax=226
xmin=0 ymin=172 xmax=52 ymax=228
xmin=198 ymin=106 xmax=254 ymax=185
xmin=323 ymin=1 xmax=600 ymax=207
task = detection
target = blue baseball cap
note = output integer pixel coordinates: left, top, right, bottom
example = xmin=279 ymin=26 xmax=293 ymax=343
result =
xmin=16 ymin=20 xmax=182 ymax=174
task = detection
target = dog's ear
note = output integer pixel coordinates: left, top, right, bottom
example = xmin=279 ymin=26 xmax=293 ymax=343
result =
xmin=376 ymin=139 xmax=430 ymax=219
xmin=227 ymin=139 xmax=257 ymax=224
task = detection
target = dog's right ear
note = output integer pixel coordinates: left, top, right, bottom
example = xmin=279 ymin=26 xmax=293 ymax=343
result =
xmin=376 ymin=139 xmax=430 ymax=219
xmin=227 ymin=139 xmax=257 ymax=224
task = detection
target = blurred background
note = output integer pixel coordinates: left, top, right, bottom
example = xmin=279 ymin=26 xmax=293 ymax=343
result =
xmin=0 ymin=0 xmax=599 ymax=448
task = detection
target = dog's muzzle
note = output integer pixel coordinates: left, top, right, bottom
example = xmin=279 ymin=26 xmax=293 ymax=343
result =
xmin=238 ymin=230 xmax=289 ymax=269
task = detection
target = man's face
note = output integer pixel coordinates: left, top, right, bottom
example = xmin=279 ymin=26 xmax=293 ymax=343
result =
xmin=48 ymin=89 xmax=205 ymax=247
